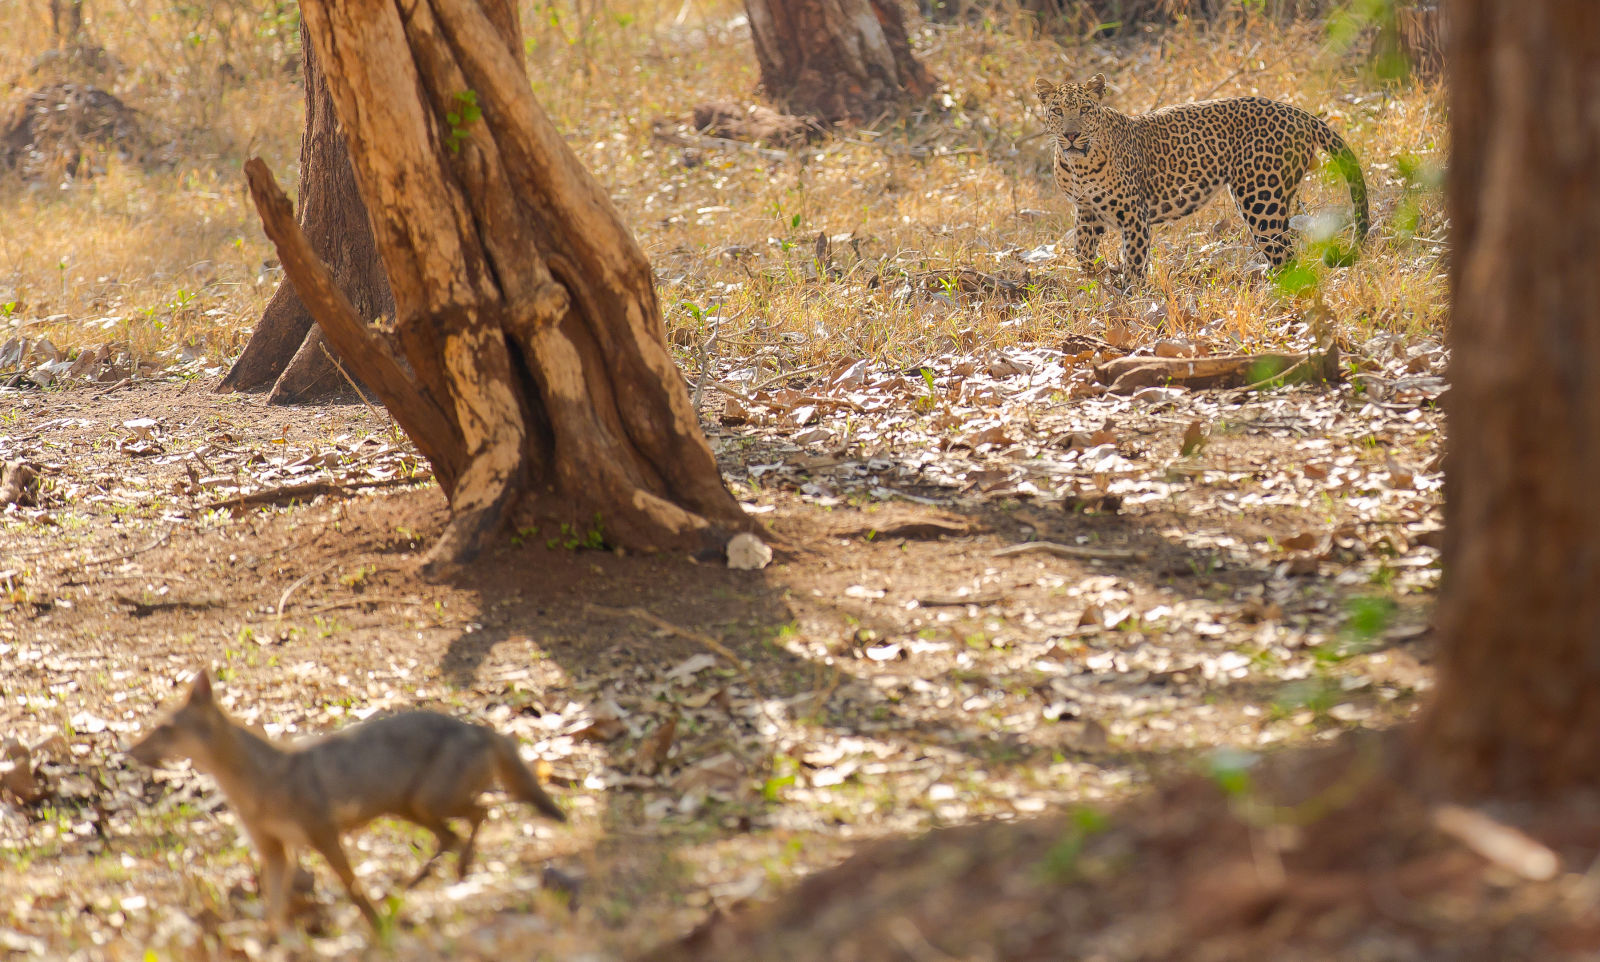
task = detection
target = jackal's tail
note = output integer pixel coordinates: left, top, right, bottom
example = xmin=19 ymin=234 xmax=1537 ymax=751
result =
xmin=1317 ymin=121 xmax=1370 ymax=242
xmin=491 ymin=734 xmax=567 ymax=822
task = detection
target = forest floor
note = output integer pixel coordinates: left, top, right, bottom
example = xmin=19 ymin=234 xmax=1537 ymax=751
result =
xmin=0 ymin=2 xmax=1455 ymax=959
xmin=0 ymin=359 xmax=1443 ymax=960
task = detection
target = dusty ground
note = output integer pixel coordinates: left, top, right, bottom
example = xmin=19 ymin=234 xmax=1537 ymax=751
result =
xmin=0 ymin=1 xmax=1455 ymax=958
xmin=1 ymin=344 xmax=1442 ymax=958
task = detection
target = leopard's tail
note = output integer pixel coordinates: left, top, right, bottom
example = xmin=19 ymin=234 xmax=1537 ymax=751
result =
xmin=1315 ymin=121 xmax=1370 ymax=242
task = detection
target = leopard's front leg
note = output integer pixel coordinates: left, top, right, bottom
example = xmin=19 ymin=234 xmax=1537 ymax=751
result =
xmin=1073 ymin=205 xmax=1109 ymax=272
xmin=1113 ymin=204 xmax=1153 ymax=277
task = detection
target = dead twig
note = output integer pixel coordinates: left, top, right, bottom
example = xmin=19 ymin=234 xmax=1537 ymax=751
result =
xmin=692 ymin=308 xmax=736 ymax=412
xmin=1228 ymin=355 xmax=1312 ymax=397
xmin=298 ymin=595 xmax=422 ymax=616
xmin=204 ymin=472 xmax=433 ymax=514
xmin=1096 ymin=348 xmax=1339 ymax=395
xmin=649 ymin=125 xmax=792 ymax=162
xmin=1193 ymin=40 xmax=1270 ymax=101
xmin=318 ymin=341 xmax=387 ymax=425
xmin=112 ymin=593 xmax=221 ymax=617
xmin=586 ymin=603 xmax=751 ymax=675
xmin=92 ymin=376 xmax=134 ymax=399
xmin=915 ymin=592 xmax=1004 ymax=607
xmin=992 ymin=542 xmax=1146 ymax=562
xmin=1434 ymin=804 xmax=1559 ymax=881
xmin=712 ymin=364 xmax=832 ymax=401
xmin=55 ymin=526 xmax=174 ymax=576
xmin=751 ymin=362 xmax=826 ymax=392
xmin=809 ymin=659 xmax=843 ymax=719
xmin=275 ymin=559 xmax=344 ymax=620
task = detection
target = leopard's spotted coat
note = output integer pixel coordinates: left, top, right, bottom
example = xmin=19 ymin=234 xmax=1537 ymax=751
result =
xmin=1036 ymin=74 xmax=1370 ymax=276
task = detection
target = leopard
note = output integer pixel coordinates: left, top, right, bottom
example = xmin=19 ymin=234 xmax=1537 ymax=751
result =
xmin=1035 ymin=74 xmax=1369 ymax=277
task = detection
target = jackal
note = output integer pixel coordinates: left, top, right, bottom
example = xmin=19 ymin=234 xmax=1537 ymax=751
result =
xmin=128 ymin=669 xmax=565 ymax=932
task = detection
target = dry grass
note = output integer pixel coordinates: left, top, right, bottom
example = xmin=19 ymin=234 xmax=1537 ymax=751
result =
xmin=0 ymin=1 xmax=1445 ymax=373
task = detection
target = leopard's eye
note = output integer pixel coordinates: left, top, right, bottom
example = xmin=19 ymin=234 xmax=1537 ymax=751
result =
xmin=1080 ymin=106 xmax=1092 ymax=115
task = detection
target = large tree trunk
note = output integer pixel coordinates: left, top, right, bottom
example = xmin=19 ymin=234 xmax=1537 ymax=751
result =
xmin=219 ymin=21 xmax=393 ymax=405
xmin=745 ymin=0 xmax=935 ymax=124
xmin=1421 ymin=0 xmax=1600 ymax=794
xmin=247 ymin=0 xmax=758 ymax=574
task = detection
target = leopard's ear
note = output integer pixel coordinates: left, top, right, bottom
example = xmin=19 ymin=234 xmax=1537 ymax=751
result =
xmin=1033 ymin=77 xmax=1056 ymax=102
xmin=1086 ymin=74 xmax=1106 ymax=99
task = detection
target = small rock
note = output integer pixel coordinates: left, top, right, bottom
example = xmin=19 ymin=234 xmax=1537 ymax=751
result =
xmin=123 ymin=418 xmax=159 ymax=439
xmin=726 ymin=532 xmax=772 ymax=570
xmin=1131 ymin=386 xmax=1186 ymax=405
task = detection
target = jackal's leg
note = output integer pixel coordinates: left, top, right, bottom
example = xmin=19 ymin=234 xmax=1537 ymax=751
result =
xmin=456 ymin=806 xmax=487 ymax=880
xmin=306 ymin=824 xmax=380 ymax=929
xmin=255 ymin=834 xmax=294 ymax=935
xmin=405 ymin=814 xmax=462 ymax=889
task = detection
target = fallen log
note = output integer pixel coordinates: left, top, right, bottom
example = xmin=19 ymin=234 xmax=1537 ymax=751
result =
xmin=1094 ymin=346 xmax=1340 ymax=394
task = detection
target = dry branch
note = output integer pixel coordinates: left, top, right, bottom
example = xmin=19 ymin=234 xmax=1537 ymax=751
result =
xmin=587 ymin=603 xmax=751 ymax=675
xmin=1095 ymin=347 xmax=1340 ymax=394
xmin=690 ymin=101 xmax=820 ymax=146
xmin=244 ymin=158 xmax=465 ymax=495
xmin=993 ymin=541 xmax=1146 ymax=562
xmin=202 ymin=473 xmax=433 ymax=514
xmin=650 ymin=123 xmax=793 ymax=162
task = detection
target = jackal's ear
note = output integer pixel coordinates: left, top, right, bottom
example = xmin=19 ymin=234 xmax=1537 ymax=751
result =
xmin=187 ymin=669 xmax=215 ymax=705
xmin=1086 ymin=74 xmax=1106 ymax=100
xmin=1033 ymin=77 xmax=1056 ymax=102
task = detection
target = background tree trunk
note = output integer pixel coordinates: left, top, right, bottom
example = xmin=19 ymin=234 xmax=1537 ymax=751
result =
xmin=49 ymin=0 xmax=84 ymax=46
xmin=1422 ymin=0 xmax=1600 ymax=795
xmin=250 ymin=0 xmax=758 ymax=572
xmin=219 ymin=21 xmax=393 ymax=405
xmin=745 ymin=0 xmax=935 ymax=124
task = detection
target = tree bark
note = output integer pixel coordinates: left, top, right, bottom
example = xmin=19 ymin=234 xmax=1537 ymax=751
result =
xmin=249 ymin=0 xmax=758 ymax=573
xmin=219 ymin=21 xmax=393 ymax=405
xmin=745 ymin=0 xmax=935 ymax=124
xmin=1421 ymin=0 xmax=1600 ymax=795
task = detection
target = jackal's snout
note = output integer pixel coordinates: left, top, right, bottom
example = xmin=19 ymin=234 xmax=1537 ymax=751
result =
xmin=127 ymin=669 xmax=220 ymax=768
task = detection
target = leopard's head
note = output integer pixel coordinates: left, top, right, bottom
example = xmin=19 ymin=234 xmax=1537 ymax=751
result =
xmin=1034 ymin=74 xmax=1108 ymax=156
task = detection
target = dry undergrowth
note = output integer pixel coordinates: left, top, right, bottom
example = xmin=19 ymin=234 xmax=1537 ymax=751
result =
xmin=0 ymin=1 xmax=1444 ymax=374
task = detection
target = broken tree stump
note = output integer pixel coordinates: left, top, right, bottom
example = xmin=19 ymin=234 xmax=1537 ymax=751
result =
xmin=251 ymin=0 xmax=758 ymax=574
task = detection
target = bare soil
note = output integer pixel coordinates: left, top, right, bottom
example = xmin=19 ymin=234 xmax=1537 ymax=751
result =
xmin=0 ymin=366 xmax=1442 ymax=959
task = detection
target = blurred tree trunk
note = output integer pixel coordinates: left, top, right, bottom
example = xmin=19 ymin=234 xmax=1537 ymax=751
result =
xmin=49 ymin=0 xmax=84 ymax=46
xmin=219 ymin=21 xmax=393 ymax=404
xmin=247 ymin=0 xmax=758 ymax=573
xmin=1369 ymin=1 xmax=1447 ymax=81
xmin=745 ymin=0 xmax=934 ymax=124
xmin=1422 ymin=0 xmax=1600 ymax=794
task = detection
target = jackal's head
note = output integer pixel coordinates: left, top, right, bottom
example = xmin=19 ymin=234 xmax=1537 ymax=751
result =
xmin=1035 ymin=74 xmax=1110 ymax=156
xmin=127 ymin=669 xmax=230 ymax=767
